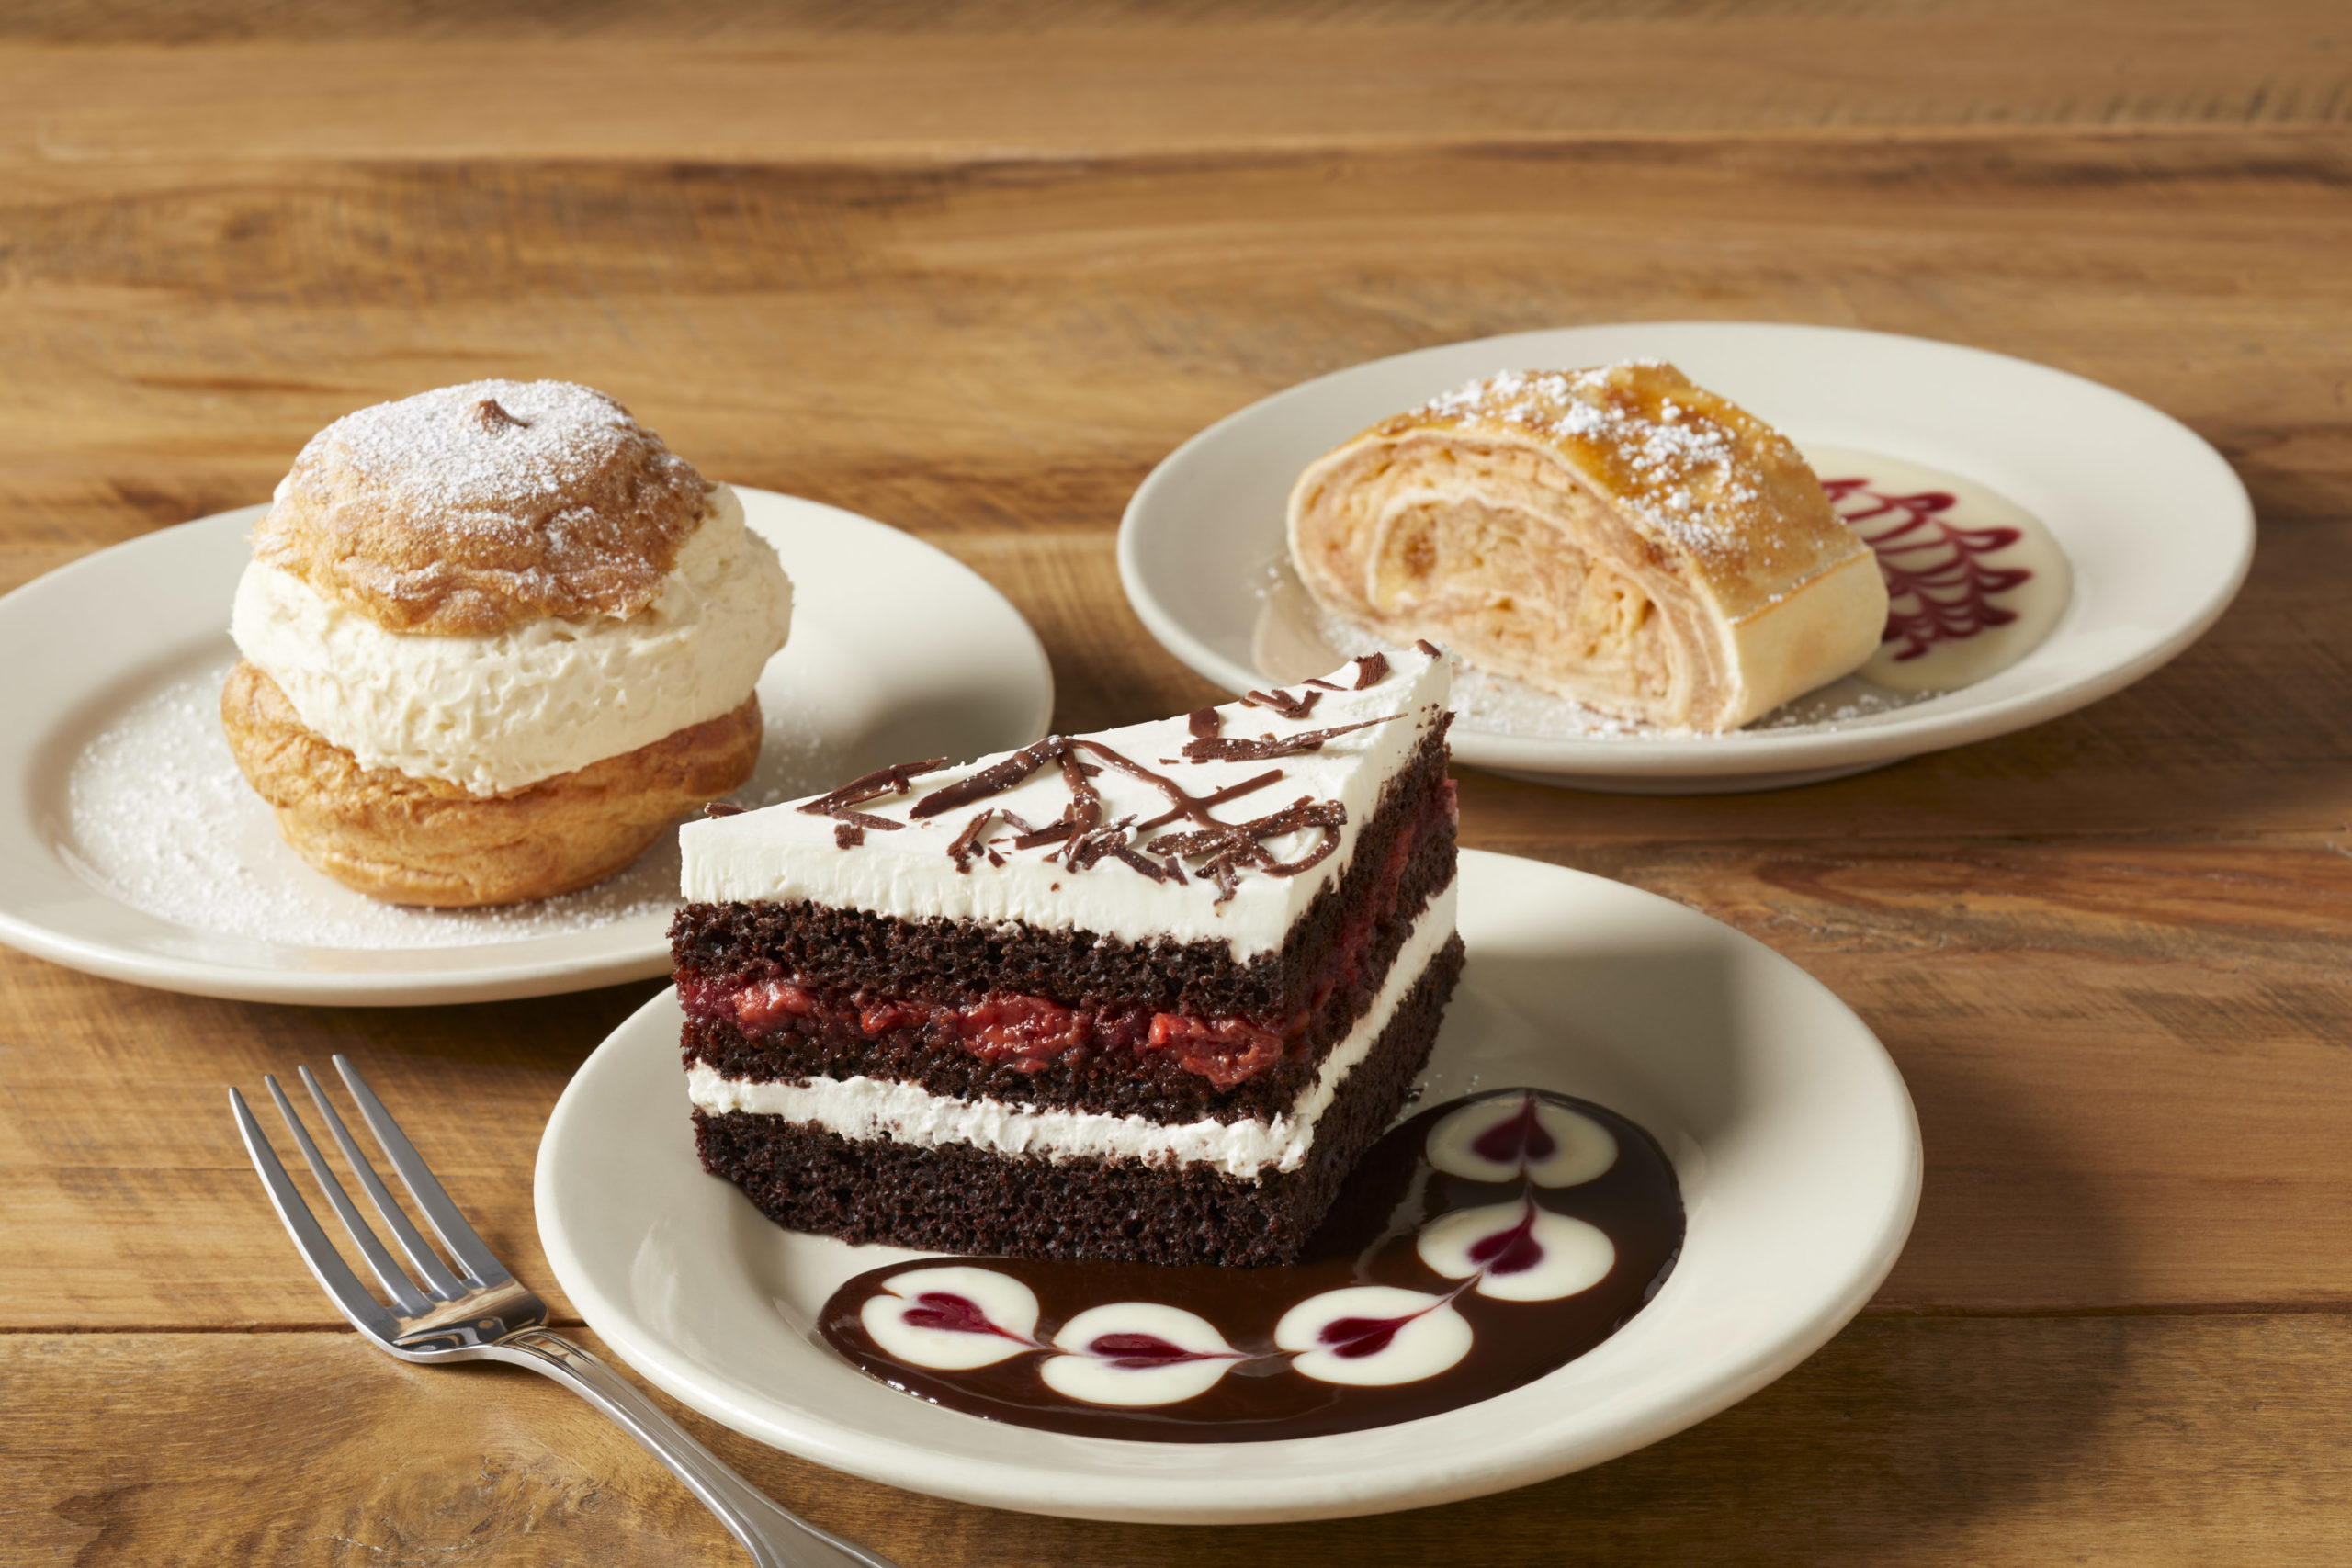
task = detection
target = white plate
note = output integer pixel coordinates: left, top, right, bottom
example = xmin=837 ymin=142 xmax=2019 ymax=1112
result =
xmin=1118 ymin=322 xmax=2254 ymax=792
xmin=536 ymin=848 xmax=1920 ymax=1523
xmin=0 ymin=490 xmax=1053 ymax=1004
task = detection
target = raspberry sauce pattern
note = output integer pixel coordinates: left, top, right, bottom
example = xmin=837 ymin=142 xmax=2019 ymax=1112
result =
xmin=1805 ymin=447 xmax=2074 ymax=696
xmin=819 ymin=1088 xmax=1683 ymax=1440
xmin=1823 ymin=476 xmax=2030 ymax=664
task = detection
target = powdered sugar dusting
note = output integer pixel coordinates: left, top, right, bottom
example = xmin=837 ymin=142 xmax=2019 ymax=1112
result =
xmin=62 ymin=656 xmax=817 ymax=951
xmin=300 ymin=379 xmax=659 ymax=516
xmin=1413 ymin=365 xmax=1777 ymax=562
xmin=254 ymin=378 xmax=713 ymax=637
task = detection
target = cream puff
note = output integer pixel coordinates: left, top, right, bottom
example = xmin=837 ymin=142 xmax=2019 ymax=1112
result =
xmin=223 ymin=379 xmax=792 ymax=906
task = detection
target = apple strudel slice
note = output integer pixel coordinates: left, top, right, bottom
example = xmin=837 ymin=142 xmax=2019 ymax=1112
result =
xmin=1286 ymin=360 xmax=1887 ymax=733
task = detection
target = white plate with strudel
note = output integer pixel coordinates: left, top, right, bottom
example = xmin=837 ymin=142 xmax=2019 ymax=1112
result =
xmin=1118 ymin=322 xmax=2253 ymax=793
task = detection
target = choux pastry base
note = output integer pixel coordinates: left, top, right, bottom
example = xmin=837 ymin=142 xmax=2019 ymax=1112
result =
xmin=221 ymin=659 xmax=761 ymax=907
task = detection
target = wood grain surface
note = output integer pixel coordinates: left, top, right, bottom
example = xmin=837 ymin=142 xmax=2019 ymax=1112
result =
xmin=4 ymin=2 xmax=2349 ymax=1562
xmin=9 ymin=1319 xmax=2352 ymax=1565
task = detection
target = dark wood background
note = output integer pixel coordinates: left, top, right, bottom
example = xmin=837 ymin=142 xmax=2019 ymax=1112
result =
xmin=5 ymin=2 xmax=2349 ymax=1562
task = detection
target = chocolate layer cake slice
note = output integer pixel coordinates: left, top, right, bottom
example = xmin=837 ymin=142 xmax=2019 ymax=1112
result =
xmin=670 ymin=644 xmax=1463 ymax=1266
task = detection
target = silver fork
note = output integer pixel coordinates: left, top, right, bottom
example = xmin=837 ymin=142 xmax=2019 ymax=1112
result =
xmin=232 ymin=1054 xmax=897 ymax=1568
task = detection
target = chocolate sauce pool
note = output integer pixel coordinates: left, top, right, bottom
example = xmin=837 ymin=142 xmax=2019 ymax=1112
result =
xmin=817 ymin=1089 xmax=1683 ymax=1441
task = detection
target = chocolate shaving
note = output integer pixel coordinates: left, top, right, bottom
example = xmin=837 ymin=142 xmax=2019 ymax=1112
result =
xmin=1414 ymin=638 xmax=1442 ymax=658
xmin=1064 ymin=816 xmax=1139 ymax=873
xmin=1251 ymin=796 xmax=1350 ymax=835
xmin=1142 ymin=795 xmax=1351 ymax=901
xmin=1243 ymin=686 xmax=1320 ymax=720
xmin=985 ymin=847 xmax=1006 ymax=868
xmin=1149 ymin=796 xmax=1346 ymax=860
xmin=800 ymin=755 xmax=949 ymax=829
xmin=1261 ymin=828 xmax=1346 ymax=877
xmin=833 ymin=823 xmax=865 ymax=850
xmin=1065 ymin=832 xmax=1117 ymax=872
xmin=1142 ymin=825 xmax=1252 ymax=862
xmin=1057 ymin=750 xmax=1103 ymax=837
xmin=702 ymin=801 xmax=746 ymax=818
xmin=1011 ymin=821 xmax=1075 ymax=851
xmin=1301 ymin=654 xmax=1386 ymax=692
xmin=947 ymin=810 xmax=995 ymax=874
xmin=1188 ymin=707 xmax=1222 ymax=738
xmin=1180 ymin=714 xmax=1401 ymax=763
xmin=1109 ymin=842 xmax=1175 ymax=883
xmin=909 ymin=741 xmax=1055 ymax=820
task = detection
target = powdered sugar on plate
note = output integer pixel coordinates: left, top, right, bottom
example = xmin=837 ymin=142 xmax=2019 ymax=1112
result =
xmin=62 ymin=655 xmax=813 ymax=952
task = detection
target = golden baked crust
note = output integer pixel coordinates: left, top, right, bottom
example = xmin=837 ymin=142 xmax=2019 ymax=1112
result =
xmin=1287 ymin=361 xmax=1887 ymax=732
xmin=250 ymin=379 xmax=713 ymax=637
xmin=221 ymin=660 xmax=761 ymax=907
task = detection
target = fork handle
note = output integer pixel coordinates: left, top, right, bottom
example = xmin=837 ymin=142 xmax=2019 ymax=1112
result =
xmin=488 ymin=1327 xmax=896 ymax=1568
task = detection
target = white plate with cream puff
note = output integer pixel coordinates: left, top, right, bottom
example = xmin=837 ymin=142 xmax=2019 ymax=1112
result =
xmin=0 ymin=381 xmax=1053 ymax=1004
xmin=1118 ymin=322 xmax=2254 ymax=793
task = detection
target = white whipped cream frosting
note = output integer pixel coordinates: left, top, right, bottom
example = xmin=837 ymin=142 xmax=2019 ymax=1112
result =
xmin=685 ymin=879 xmax=1457 ymax=1179
xmin=681 ymin=645 xmax=1453 ymax=960
xmin=230 ymin=483 xmax=792 ymax=795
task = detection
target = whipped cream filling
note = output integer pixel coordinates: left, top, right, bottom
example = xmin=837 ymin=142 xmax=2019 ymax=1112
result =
xmin=680 ymin=646 xmax=1453 ymax=960
xmin=231 ymin=483 xmax=791 ymax=795
xmin=685 ymin=877 xmax=1457 ymax=1180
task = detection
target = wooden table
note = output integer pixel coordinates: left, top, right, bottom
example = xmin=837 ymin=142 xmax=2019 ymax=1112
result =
xmin=6 ymin=4 xmax=2349 ymax=1561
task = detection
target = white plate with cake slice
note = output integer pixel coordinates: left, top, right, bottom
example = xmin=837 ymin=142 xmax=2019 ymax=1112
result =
xmin=1118 ymin=321 xmax=2254 ymax=793
xmin=536 ymin=847 xmax=1920 ymax=1524
xmin=0 ymin=489 xmax=1053 ymax=1004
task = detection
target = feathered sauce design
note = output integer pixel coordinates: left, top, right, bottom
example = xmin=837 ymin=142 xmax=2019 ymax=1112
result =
xmin=1806 ymin=447 xmax=2074 ymax=695
xmin=1826 ymin=479 xmax=2029 ymax=662
xmin=820 ymin=1088 xmax=1684 ymax=1440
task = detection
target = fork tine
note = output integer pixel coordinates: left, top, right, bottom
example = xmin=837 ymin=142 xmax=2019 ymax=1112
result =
xmin=231 ymin=1087 xmax=402 ymax=1342
xmin=265 ymin=1074 xmax=445 ymax=1314
xmin=295 ymin=1066 xmax=466 ymax=1302
xmin=331 ymin=1055 xmax=514 ymax=1289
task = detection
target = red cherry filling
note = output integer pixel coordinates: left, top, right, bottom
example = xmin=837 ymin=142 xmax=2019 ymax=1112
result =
xmin=1144 ymin=1012 xmax=1294 ymax=1089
